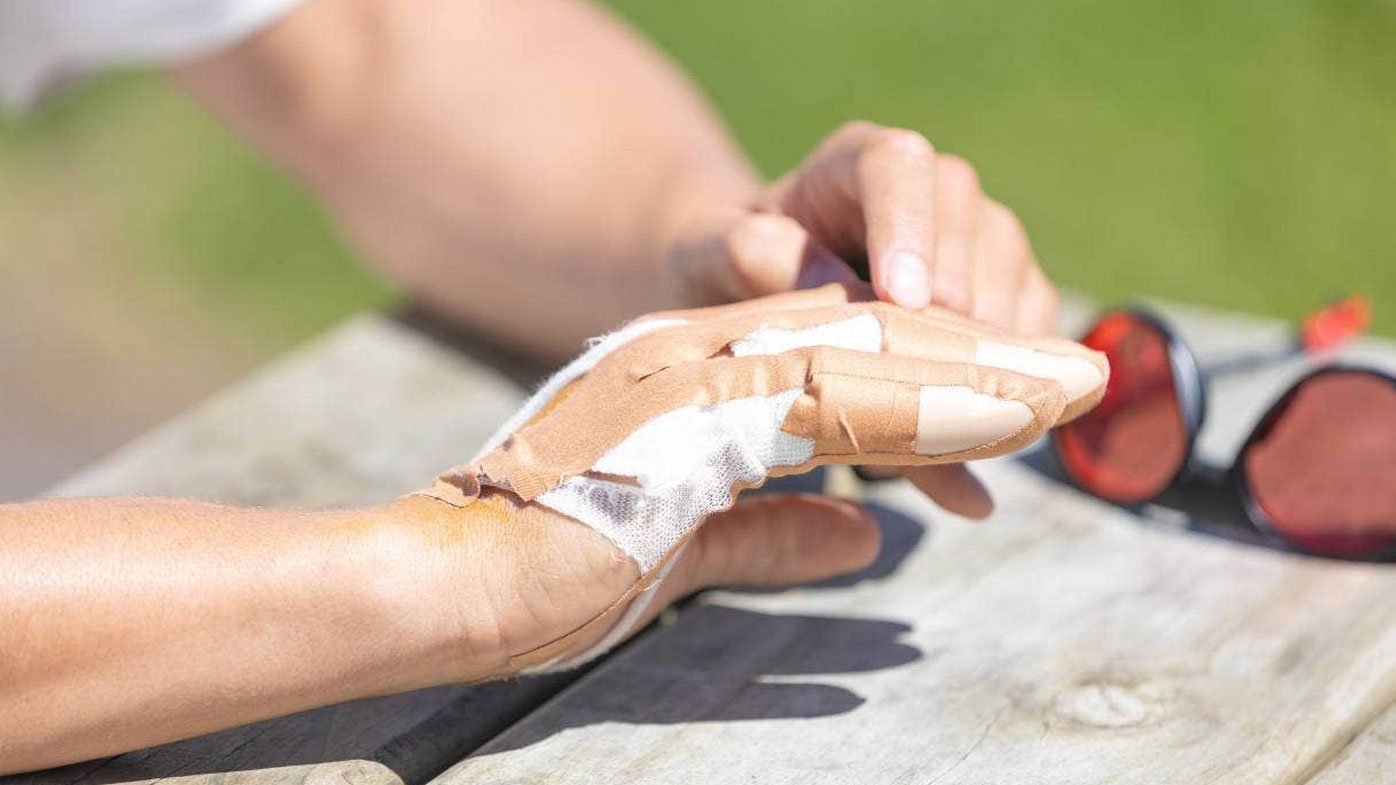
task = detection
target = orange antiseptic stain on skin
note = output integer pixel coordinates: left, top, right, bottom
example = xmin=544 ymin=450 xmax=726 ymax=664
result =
xmin=388 ymin=495 xmax=473 ymax=542
xmin=330 ymin=509 xmax=382 ymax=537
xmin=410 ymin=489 xmax=542 ymax=541
xmin=470 ymin=491 xmax=521 ymax=524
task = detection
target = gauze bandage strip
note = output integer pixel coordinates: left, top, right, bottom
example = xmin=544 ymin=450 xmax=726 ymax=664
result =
xmin=415 ymin=284 xmax=1108 ymax=672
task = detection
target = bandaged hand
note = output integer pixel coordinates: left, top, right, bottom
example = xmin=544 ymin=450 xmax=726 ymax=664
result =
xmin=402 ymin=284 xmax=1106 ymax=681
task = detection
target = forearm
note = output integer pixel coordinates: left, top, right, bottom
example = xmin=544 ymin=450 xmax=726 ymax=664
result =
xmin=175 ymin=0 xmax=760 ymax=360
xmin=0 ymin=496 xmax=481 ymax=773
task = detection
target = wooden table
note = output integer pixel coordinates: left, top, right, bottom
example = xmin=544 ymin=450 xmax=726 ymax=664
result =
xmin=8 ymin=301 xmax=1396 ymax=784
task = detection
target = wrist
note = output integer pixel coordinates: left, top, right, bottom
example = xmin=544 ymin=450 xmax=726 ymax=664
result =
xmin=316 ymin=497 xmax=510 ymax=690
xmin=373 ymin=490 xmax=641 ymax=682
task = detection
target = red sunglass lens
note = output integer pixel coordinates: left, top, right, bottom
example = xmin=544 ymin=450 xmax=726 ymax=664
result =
xmin=1054 ymin=312 xmax=1190 ymax=504
xmin=1243 ymin=371 xmax=1396 ymax=557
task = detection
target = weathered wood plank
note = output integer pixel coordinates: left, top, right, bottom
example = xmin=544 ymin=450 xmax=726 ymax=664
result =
xmin=431 ymin=306 xmax=1396 ymax=784
xmin=47 ymin=316 xmax=522 ymax=507
xmin=1305 ymin=695 xmax=1396 ymax=783
xmin=5 ymin=316 xmax=584 ymax=785
xmin=11 ymin=299 xmax=1396 ymax=784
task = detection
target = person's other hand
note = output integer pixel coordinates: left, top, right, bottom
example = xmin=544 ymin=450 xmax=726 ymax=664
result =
xmin=405 ymin=284 xmax=1106 ymax=680
xmin=667 ymin=123 xmax=1061 ymax=516
xmin=670 ymin=121 xmax=1057 ymax=337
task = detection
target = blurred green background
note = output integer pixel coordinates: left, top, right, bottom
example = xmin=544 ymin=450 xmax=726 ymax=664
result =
xmin=1 ymin=0 xmax=1394 ymax=495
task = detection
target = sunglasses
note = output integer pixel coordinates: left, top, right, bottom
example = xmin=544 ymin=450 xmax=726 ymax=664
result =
xmin=1052 ymin=297 xmax=1396 ymax=559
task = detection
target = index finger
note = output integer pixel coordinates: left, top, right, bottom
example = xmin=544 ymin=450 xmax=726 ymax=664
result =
xmin=856 ymin=128 xmax=940 ymax=310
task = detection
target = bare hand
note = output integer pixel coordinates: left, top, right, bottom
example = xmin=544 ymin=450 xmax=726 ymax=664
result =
xmin=667 ymin=123 xmax=1062 ymax=516
xmin=671 ymin=121 xmax=1058 ymax=337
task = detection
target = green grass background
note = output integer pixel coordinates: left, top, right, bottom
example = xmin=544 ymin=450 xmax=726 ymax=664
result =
xmin=3 ymin=0 xmax=1394 ymax=349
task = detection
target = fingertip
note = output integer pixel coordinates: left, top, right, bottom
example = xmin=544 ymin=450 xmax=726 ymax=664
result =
xmin=974 ymin=338 xmax=1107 ymax=409
xmin=727 ymin=213 xmax=809 ymax=295
xmin=958 ymin=477 xmax=995 ymax=521
xmin=832 ymin=498 xmax=884 ymax=570
xmin=905 ymin=464 xmax=995 ymax=520
xmin=913 ymin=386 xmax=1034 ymax=456
xmin=1055 ymin=347 xmax=1111 ymax=424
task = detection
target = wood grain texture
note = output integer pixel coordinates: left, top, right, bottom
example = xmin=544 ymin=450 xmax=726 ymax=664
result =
xmin=48 ymin=316 xmax=523 ymax=506
xmin=4 ymin=316 xmax=583 ymax=785
xmin=1306 ymin=697 xmax=1396 ymax=783
xmin=431 ymin=306 xmax=1396 ymax=784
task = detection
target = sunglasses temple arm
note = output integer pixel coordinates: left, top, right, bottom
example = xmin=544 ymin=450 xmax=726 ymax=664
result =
xmin=1192 ymin=296 xmax=1369 ymax=380
xmin=1197 ymin=339 xmax=1304 ymax=381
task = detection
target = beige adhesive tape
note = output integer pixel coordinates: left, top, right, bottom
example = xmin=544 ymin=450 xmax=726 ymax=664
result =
xmin=914 ymin=385 xmax=1034 ymax=456
xmin=974 ymin=340 xmax=1103 ymax=405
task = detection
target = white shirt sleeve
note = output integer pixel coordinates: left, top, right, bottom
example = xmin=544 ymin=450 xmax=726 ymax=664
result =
xmin=0 ymin=0 xmax=309 ymax=112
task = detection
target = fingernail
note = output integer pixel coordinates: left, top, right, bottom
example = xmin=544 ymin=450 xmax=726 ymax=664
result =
xmin=885 ymin=251 xmax=932 ymax=308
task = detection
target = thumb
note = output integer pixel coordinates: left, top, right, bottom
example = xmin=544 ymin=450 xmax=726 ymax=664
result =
xmin=672 ymin=494 xmax=881 ymax=595
xmin=669 ymin=207 xmax=857 ymax=302
xmin=727 ymin=212 xmax=859 ymax=297
xmin=538 ymin=494 xmax=880 ymax=670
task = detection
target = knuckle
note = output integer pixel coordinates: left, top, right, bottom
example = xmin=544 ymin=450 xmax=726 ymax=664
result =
xmin=986 ymin=202 xmax=1030 ymax=256
xmin=872 ymin=127 xmax=936 ymax=159
xmin=936 ymin=154 xmax=981 ymax=195
xmin=836 ymin=119 xmax=882 ymax=139
xmin=726 ymin=212 xmax=804 ymax=264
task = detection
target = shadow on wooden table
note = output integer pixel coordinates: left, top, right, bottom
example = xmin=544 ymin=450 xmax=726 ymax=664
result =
xmin=478 ymin=502 xmax=929 ymax=755
xmin=15 ymin=678 xmax=576 ymax=785
xmin=479 ymin=606 xmax=922 ymax=755
xmin=1017 ymin=445 xmax=1298 ymax=554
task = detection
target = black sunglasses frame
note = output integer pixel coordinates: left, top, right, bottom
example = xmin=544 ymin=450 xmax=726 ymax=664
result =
xmin=1052 ymin=306 xmax=1396 ymax=559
